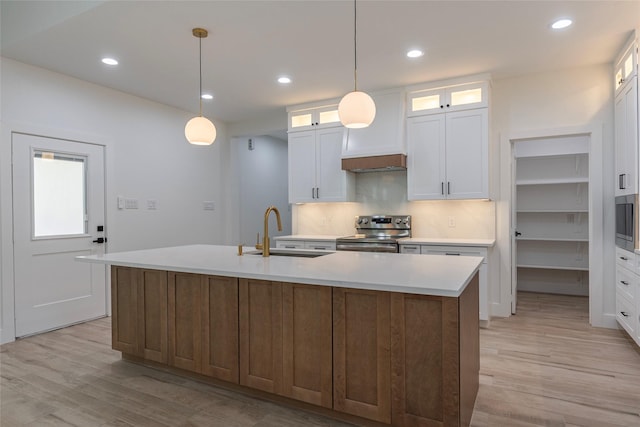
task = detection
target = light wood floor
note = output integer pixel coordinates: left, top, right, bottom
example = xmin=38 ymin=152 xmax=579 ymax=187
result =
xmin=1 ymin=292 xmax=639 ymax=426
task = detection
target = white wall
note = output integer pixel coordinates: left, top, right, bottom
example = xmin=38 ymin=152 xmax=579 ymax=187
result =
xmin=231 ymin=135 xmax=291 ymax=246
xmin=492 ymin=64 xmax=614 ymax=325
xmin=0 ymin=58 xmax=229 ymax=343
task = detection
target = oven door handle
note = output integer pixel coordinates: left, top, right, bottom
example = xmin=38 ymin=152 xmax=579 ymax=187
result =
xmin=336 ymin=243 xmax=398 ymax=253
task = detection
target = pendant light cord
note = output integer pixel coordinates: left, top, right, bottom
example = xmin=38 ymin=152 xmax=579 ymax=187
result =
xmin=353 ymin=0 xmax=358 ymax=92
xmin=199 ymin=35 xmax=203 ymax=117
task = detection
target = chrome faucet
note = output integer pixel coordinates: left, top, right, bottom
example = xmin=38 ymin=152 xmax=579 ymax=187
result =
xmin=262 ymin=205 xmax=282 ymax=257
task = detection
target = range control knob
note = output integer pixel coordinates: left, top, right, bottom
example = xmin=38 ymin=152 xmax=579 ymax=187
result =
xmin=361 ymin=218 xmax=369 ymax=224
xmin=403 ymin=219 xmax=409 ymax=224
xmin=395 ymin=218 xmax=402 ymax=224
xmin=357 ymin=218 xmax=363 ymax=224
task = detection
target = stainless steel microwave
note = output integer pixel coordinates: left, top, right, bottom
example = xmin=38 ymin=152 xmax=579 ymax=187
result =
xmin=615 ymin=194 xmax=638 ymax=251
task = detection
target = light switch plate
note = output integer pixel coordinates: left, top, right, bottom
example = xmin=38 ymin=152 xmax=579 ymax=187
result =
xmin=203 ymin=201 xmax=215 ymax=211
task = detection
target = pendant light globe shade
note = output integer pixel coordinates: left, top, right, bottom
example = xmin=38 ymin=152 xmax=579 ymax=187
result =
xmin=185 ymin=116 xmax=217 ymax=146
xmin=338 ymin=90 xmax=376 ymax=129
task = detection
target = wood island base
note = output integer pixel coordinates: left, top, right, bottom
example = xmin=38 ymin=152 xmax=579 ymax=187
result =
xmin=111 ymin=266 xmax=480 ymax=427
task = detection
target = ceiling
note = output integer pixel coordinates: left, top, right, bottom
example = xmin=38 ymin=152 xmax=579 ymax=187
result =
xmin=2 ymin=1 xmax=639 ymax=126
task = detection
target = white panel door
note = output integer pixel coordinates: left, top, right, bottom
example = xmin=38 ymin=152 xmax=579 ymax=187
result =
xmin=406 ymin=114 xmax=446 ymax=200
xmin=445 ymin=108 xmax=488 ymax=199
xmin=12 ymin=133 xmax=107 ymax=337
xmin=315 ymin=127 xmax=346 ymax=202
xmin=288 ymin=131 xmax=316 ymax=203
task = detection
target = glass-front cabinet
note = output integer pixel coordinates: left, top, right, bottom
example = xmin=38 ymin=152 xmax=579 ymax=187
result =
xmin=288 ymin=104 xmax=341 ymax=132
xmin=614 ymin=40 xmax=638 ymax=95
xmin=407 ymin=81 xmax=489 ymax=117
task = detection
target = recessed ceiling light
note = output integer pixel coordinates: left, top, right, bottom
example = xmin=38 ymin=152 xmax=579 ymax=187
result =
xmin=406 ymin=49 xmax=424 ymax=58
xmin=101 ymin=57 xmax=118 ymax=66
xmin=201 ymin=93 xmax=213 ymax=100
xmin=551 ymin=19 xmax=572 ymax=29
xmin=278 ymin=76 xmax=292 ymax=84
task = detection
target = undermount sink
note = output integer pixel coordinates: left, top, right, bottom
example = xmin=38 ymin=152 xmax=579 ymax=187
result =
xmin=245 ymin=249 xmax=331 ymax=258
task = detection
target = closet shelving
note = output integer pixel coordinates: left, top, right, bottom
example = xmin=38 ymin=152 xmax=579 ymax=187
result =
xmin=515 ymin=149 xmax=589 ymax=296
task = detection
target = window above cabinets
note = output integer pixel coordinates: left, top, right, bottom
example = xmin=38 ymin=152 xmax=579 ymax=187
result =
xmin=407 ymin=81 xmax=489 ymax=117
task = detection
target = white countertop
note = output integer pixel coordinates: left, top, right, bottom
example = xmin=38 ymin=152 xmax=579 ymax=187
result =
xmin=77 ymin=244 xmax=482 ymax=298
xmin=274 ymin=235 xmax=344 ymax=241
xmin=400 ymin=238 xmax=496 ymax=247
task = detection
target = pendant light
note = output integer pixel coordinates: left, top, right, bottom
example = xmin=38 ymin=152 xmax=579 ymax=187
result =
xmin=338 ymin=0 xmax=376 ymax=129
xmin=185 ymin=28 xmax=217 ymax=145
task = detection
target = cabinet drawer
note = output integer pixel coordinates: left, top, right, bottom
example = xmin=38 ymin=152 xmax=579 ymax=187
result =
xmin=616 ymin=266 xmax=637 ymax=302
xmin=276 ymin=240 xmax=305 ymax=250
xmin=399 ymin=244 xmax=421 ymax=254
xmin=303 ymin=241 xmax=336 ymax=251
xmin=616 ymin=293 xmax=636 ymax=337
xmin=615 ymin=247 xmax=635 ymax=271
xmin=420 ymin=245 xmax=487 ymax=262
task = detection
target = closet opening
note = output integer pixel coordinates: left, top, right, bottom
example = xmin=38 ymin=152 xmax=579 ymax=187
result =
xmin=512 ymin=133 xmax=591 ymax=322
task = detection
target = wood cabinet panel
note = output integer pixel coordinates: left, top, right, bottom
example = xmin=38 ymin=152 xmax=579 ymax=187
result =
xmin=168 ymin=272 xmax=203 ymax=373
xmin=239 ymin=279 xmax=283 ymax=394
xmin=333 ymin=288 xmax=391 ymax=423
xmin=111 ymin=266 xmax=138 ymax=355
xmin=282 ymin=283 xmax=332 ymax=408
xmin=391 ymin=293 xmax=458 ymax=427
xmin=138 ymin=269 xmax=167 ymax=363
xmin=202 ymin=276 xmax=239 ymax=383
xmin=459 ymin=274 xmax=480 ymax=427
xmin=391 ymin=273 xmax=479 ymax=427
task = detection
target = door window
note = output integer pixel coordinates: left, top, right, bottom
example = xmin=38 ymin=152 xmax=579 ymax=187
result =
xmin=32 ymin=150 xmax=87 ymax=238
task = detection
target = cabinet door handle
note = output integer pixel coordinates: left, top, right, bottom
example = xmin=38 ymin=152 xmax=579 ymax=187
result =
xmin=445 ymin=252 xmax=461 ymax=256
xmin=619 ymin=173 xmax=626 ymax=189
xmin=447 ymin=182 xmax=451 ymax=195
xmin=446 ymin=103 xmax=450 ymax=108
xmin=621 ymin=311 xmax=629 ymax=317
xmin=441 ymin=182 xmax=444 ymax=195
xmin=621 ymin=280 xmax=630 ymax=286
xmin=284 ymin=245 xmax=296 ymax=249
xmin=316 ymin=188 xmax=320 ymax=199
xmin=620 ymin=256 xmax=629 ymax=261
xmin=312 ymin=188 xmax=315 ymax=199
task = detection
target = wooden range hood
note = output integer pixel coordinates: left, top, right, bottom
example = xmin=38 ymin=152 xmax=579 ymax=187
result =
xmin=341 ymin=154 xmax=407 ymax=172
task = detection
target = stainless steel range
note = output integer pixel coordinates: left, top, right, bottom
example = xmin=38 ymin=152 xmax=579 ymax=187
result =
xmin=336 ymin=215 xmax=411 ymax=253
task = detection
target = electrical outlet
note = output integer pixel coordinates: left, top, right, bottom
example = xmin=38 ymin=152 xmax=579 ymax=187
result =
xmin=147 ymin=199 xmax=158 ymax=210
xmin=117 ymin=196 xmax=125 ymax=210
xmin=448 ymin=216 xmax=456 ymax=228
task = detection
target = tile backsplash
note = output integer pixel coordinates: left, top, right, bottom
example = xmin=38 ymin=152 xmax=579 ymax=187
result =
xmin=292 ymin=171 xmax=495 ymax=238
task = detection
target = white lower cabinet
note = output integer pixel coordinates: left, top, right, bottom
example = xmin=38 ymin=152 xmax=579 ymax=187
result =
xmin=400 ymin=243 xmax=490 ymax=323
xmin=276 ymin=239 xmax=336 ymax=251
xmin=275 ymin=240 xmax=305 ymax=250
xmin=615 ymin=247 xmax=639 ymax=347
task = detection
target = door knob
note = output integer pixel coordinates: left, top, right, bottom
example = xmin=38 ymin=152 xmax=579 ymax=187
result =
xmin=92 ymin=237 xmax=107 ymax=244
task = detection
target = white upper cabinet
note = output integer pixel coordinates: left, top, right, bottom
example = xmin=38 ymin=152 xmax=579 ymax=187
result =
xmin=341 ymin=89 xmax=406 ymax=158
xmin=614 ymin=34 xmax=639 ymax=197
xmin=614 ymin=40 xmax=638 ymax=96
xmin=407 ymin=109 xmax=488 ymax=200
xmin=407 ymin=81 xmax=488 ymax=117
xmin=615 ymin=78 xmax=639 ymax=196
xmin=288 ymin=103 xmax=341 ymax=132
xmin=288 ymin=127 xmax=354 ymax=203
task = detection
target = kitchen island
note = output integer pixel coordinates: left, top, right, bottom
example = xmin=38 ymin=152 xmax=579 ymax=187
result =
xmin=78 ymin=245 xmax=481 ymax=427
